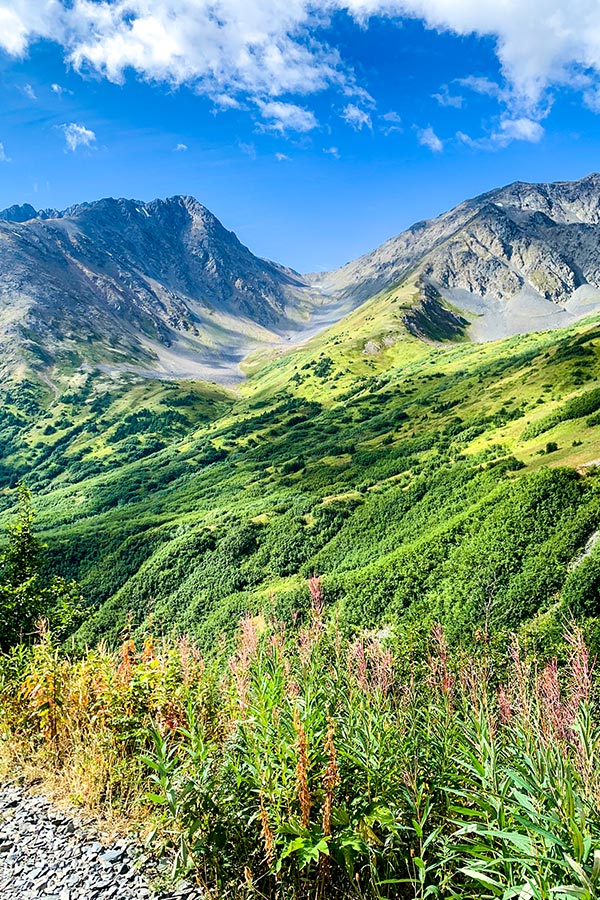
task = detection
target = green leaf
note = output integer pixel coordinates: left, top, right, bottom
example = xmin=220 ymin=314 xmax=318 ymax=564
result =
xmin=460 ymin=866 xmax=505 ymax=893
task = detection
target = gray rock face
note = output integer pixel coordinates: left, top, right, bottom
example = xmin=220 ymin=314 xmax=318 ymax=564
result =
xmin=0 ymin=782 xmax=201 ymax=900
xmin=5 ymin=175 xmax=600 ymax=383
xmin=315 ymin=173 xmax=600 ymax=314
xmin=0 ymin=195 xmax=318 ymax=383
xmin=0 ymin=204 xmax=40 ymax=223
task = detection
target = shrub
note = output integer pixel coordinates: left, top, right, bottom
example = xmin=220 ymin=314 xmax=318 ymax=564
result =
xmin=2 ymin=605 xmax=599 ymax=900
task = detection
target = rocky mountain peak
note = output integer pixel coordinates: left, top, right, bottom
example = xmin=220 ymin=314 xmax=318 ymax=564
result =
xmin=0 ymin=193 xmax=322 ymax=383
xmin=0 ymin=203 xmax=41 ymax=223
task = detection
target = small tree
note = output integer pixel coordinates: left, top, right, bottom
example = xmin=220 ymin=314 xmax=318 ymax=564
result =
xmin=1 ymin=483 xmax=43 ymax=586
xmin=0 ymin=484 xmax=85 ymax=651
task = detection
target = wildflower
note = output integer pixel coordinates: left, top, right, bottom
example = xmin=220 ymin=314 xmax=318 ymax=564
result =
xmin=229 ymin=616 xmax=261 ymax=711
xmin=428 ymin=623 xmax=454 ymax=699
xmin=294 ymin=707 xmax=311 ymax=827
xmin=322 ymin=721 xmax=340 ymax=838
xmin=371 ymin=640 xmax=394 ymax=695
xmin=141 ymin=634 xmax=155 ymax=664
xmin=497 ymin=685 xmax=512 ymax=724
xmin=537 ymin=658 xmax=566 ymax=742
xmin=259 ymin=791 xmax=275 ymax=867
xmin=308 ymin=575 xmax=324 ymax=619
xmin=117 ymin=639 xmax=136 ymax=683
xmin=565 ymin=622 xmax=594 ymax=718
xmin=348 ymin=639 xmax=369 ymax=692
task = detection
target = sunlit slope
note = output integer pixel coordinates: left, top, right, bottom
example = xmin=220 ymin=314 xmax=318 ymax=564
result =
xmin=0 ymin=293 xmax=590 ymax=649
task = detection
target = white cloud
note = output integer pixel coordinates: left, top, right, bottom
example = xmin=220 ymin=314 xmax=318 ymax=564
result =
xmin=380 ymin=110 xmax=402 ymax=134
xmin=275 ymin=151 xmax=290 ymax=161
xmin=583 ymin=87 xmax=600 ymax=113
xmin=494 ymin=116 xmax=545 ymax=144
xmin=342 ymin=103 xmax=372 ymax=130
xmin=212 ymin=93 xmax=242 ymax=110
xmin=417 ymin=125 xmax=443 ymax=152
xmin=239 ymin=141 xmax=257 ymax=159
xmin=458 ymin=75 xmax=505 ymax=100
xmin=4 ymin=0 xmax=600 ymax=132
xmin=257 ymin=100 xmax=317 ymax=132
xmin=432 ymin=85 xmax=463 ymax=108
xmin=457 ymin=115 xmax=545 ymax=149
xmin=23 ymin=82 xmax=36 ymax=100
xmin=323 ymin=146 xmax=340 ymax=158
xmin=51 ymin=82 xmax=72 ymax=96
xmin=60 ymin=122 xmax=96 ymax=152
xmin=0 ymin=142 xmax=10 ymax=162
xmin=174 ymin=142 xmax=188 ymax=151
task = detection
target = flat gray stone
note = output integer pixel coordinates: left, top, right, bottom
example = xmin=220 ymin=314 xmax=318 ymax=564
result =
xmin=0 ymin=782 xmax=204 ymax=900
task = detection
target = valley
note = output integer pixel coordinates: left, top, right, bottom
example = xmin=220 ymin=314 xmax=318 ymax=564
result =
xmin=3 ymin=175 xmax=600 ymax=900
xmin=2 ymin=178 xmax=600 ymax=651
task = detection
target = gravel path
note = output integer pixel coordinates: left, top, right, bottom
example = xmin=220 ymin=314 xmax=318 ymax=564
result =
xmin=0 ymin=782 xmax=201 ymax=900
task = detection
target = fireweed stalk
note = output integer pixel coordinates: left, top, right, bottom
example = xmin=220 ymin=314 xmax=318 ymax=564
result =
xmin=1 ymin=599 xmax=599 ymax=899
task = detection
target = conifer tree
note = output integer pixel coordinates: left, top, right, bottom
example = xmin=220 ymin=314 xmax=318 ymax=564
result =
xmin=0 ymin=484 xmax=85 ymax=650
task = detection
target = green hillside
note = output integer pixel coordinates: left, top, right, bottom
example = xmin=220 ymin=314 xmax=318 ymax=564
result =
xmin=3 ymin=284 xmax=600 ymax=652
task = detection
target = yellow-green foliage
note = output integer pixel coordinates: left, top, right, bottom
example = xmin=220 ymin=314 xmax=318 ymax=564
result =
xmin=4 ymin=313 xmax=600 ymax=652
xmin=2 ymin=604 xmax=600 ymax=899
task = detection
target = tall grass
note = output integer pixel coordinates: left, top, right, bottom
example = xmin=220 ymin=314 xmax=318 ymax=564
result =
xmin=1 ymin=590 xmax=599 ymax=899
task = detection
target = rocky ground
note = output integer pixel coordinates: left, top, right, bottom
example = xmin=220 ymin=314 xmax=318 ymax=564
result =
xmin=0 ymin=782 xmax=202 ymax=900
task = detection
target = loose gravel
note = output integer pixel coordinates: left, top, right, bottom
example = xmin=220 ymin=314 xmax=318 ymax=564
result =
xmin=0 ymin=782 xmax=201 ymax=900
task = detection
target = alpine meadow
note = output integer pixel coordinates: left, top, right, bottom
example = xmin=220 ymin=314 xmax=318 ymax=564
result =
xmin=4 ymin=91 xmax=600 ymax=898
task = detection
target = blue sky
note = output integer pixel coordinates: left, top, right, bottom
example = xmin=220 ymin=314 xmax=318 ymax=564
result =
xmin=1 ymin=2 xmax=600 ymax=272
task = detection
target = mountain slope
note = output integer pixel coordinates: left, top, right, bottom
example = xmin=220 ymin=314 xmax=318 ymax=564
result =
xmin=315 ymin=173 xmax=600 ymax=340
xmin=0 ymin=195 xmax=322 ymax=383
xmin=25 ymin=308 xmax=600 ymax=650
xmin=6 ymin=175 xmax=600 ymax=396
xmin=3 ymin=183 xmax=600 ymax=650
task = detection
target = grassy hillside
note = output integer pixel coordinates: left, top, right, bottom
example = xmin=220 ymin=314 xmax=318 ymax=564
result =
xmin=2 ymin=287 xmax=600 ymax=651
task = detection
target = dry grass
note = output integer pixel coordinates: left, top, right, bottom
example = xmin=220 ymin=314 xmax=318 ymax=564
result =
xmin=1 ymin=597 xmax=600 ymax=898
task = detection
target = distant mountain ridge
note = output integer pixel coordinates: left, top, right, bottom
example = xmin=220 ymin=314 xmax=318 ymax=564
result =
xmin=4 ymin=175 xmax=600 ymax=385
xmin=0 ymin=195 xmax=322 ymax=383
xmin=0 ymin=203 xmax=62 ymax=222
xmin=317 ymin=172 xmax=600 ymax=340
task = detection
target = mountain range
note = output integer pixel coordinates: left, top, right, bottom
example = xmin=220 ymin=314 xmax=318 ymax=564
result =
xmin=0 ymin=196 xmax=319 ymax=384
xmin=2 ymin=173 xmax=600 ymax=654
xmin=4 ymin=173 xmax=600 ymax=386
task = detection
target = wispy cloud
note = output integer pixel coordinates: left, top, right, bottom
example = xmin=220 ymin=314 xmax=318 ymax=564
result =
xmin=22 ymin=83 xmax=36 ymax=100
xmin=458 ymin=75 xmax=505 ymax=100
xmin=275 ymin=152 xmax=290 ymax=161
xmin=457 ymin=115 xmax=545 ymax=150
xmin=174 ymin=142 xmax=188 ymax=151
xmin=51 ymin=83 xmax=72 ymax=96
xmin=432 ymin=85 xmax=463 ymax=108
xmin=0 ymin=143 xmax=10 ymax=163
xmin=256 ymin=101 xmax=317 ymax=133
xmin=323 ymin=146 xmax=340 ymax=158
xmin=60 ymin=122 xmax=96 ymax=152
xmin=380 ymin=110 xmax=402 ymax=135
xmin=239 ymin=141 xmax=257 ymax=159
xmin=495 ymin=116 xmax=544 ymax=144
xmin=342 ymin=103 xmax=372 ymax=131
xmin=417 ymin=126 xmax=443 ymax=153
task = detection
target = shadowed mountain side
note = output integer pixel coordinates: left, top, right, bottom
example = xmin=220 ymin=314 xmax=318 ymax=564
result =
xmin=0 ymin=196 xmax=327 ymax=383
xmin=311 ymin=173 xmax=600 ymax=340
